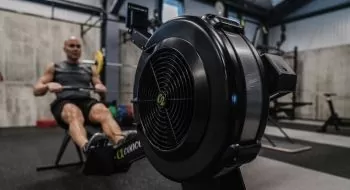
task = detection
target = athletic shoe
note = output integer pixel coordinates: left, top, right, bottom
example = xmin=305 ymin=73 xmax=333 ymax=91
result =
xmin=83 ymin=132 xmax=109 ymax=155
xmin=113 ymin=130 xmax=138 ymax=148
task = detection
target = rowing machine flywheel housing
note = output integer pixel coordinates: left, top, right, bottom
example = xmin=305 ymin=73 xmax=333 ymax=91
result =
xmin=131 ymin=13 xmax=296 ymax=182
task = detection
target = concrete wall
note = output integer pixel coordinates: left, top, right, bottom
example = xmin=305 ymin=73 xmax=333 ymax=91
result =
xmin=0 ymin=10 xmax=100 ymax=127
xmin=118 ymin=31 xmax=142 ymax=105
xmin=267 ymin=1 xmax=350 ymax=120
xmin=285 ymin=44 xmax=350 ymax=120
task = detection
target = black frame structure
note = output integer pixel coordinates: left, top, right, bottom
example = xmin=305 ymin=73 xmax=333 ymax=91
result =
xmin=36 ymin=125 xmax=101 ymax=171
xmin=36 ymin=131 xmax=85 ymax=171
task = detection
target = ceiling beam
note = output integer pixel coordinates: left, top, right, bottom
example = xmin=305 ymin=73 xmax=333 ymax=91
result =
xmin=194 ymin=0 xmax=269 ymax=21
xmin=223 ymin=0 xmax=269 ymax=19
xmin=267 ymin=0 xmax=314 ymax=26
xmin=271 ymin=1 xmax=350 ymax=26
xmin=109 ymin=0 xmax=127 ymax=15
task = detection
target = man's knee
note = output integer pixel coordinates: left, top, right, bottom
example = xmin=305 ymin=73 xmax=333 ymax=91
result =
xmin=89 ymin=103 xmax=112 ymax=122
xmin=62 ymin=103 xmax=85 ymax=124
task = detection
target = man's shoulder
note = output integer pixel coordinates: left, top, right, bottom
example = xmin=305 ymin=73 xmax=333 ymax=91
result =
xmin=52 ymin=61 xmax=65 ymax=67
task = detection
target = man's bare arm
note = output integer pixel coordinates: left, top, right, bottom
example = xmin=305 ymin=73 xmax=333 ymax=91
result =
xmin=91 ymin=65 xmax=104 ymax=86
xmin=33 ymin=63 xmax=55 ymax=96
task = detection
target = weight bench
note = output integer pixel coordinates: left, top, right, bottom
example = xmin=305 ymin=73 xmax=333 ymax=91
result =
xmin=36 ymin=125 xmax=101 ymax=171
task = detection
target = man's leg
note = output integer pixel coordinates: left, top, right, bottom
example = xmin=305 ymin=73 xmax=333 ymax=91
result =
xmin=61 ymin=103 xmax=89 ymax=149
xmin=88 ymin=103 xmax=124 ymax=144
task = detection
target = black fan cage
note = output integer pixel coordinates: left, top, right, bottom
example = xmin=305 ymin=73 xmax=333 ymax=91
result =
xmin=137 ymin=48 xmax=195 ymax=151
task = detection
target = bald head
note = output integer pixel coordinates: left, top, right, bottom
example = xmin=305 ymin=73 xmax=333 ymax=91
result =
xmin=63 ymin=36 xmax=82 ymax=63
xmin=64 ymin=36 xmax=80 ymax=45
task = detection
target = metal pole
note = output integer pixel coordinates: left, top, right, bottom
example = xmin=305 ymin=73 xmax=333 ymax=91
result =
xmin=100 ymin=0 xmax=107 ymax=85
xmin=156 ymin=0 xmax=163 ymax=22
xmin=292 ymin=46 xmax=298 ymax=119
xmin=268 ymin=116 xmax=294 ymax=144
xmin=262 ymin=23 xmax=269 ymax=53
xmin=100 ymin=0 xmax=108 ymax=102
xmin=263 ymin=135 xmax=276 ymax=147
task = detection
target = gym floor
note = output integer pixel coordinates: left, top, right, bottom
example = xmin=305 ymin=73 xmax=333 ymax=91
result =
xmin=1 ymin=123 xmax=350 ymax=190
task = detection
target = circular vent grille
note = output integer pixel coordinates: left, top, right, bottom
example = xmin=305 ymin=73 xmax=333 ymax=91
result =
xmin=137 ymin=48 xmax=194 ymax=151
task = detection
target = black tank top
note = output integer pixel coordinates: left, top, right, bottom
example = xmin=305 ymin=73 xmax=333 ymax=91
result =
xmin=53 ymin=61 xmax=93 ymax=100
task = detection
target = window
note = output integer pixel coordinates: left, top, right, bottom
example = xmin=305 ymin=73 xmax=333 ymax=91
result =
xmin=162 ymin=0 xmax=184 ymax=23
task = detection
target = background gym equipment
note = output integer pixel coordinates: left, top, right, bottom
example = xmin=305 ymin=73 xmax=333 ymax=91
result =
xmin=126 ymin=3 xmax=296 ymax=190
xmin=250 ymin=28 xmax=312 ymax=153
xmin=317 ymin=93 xmax=350 ymax=132
xmin=260 ymin=46 xmax=313 ymax=120
xmin=36 ymin=86 xmax=144 ymax=176
xmin=262 ymin=116 xmax=312 ymax=153
xmin=268 ymin=47 xmax=312 ymax=121
xmin=253 ymin=25 xmax=313 ymax=121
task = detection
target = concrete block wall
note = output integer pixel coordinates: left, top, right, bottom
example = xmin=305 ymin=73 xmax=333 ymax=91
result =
xmin=0 ymin=10 xmax=100 ymax=127
xmin=118 ymin=31 xmax=142 ymax=105
xmin=295 ymin=44 xmax=350 ymax=120
xmin=267 ymin=2 xmax=350 ymax=120
xmin=277 ymin=45 xmax=350 ymax=120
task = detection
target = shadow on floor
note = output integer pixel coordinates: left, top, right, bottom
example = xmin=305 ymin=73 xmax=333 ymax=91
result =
xmin=259 ymin=135 xmax=350 ymax=179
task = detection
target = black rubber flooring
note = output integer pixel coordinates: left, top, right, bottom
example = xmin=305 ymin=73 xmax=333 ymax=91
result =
xmin=0 ymin=127 xmax=180 ymax=190
xmin=1 ymin=126 xmax=349 ymax=190
xmin=277 ymin=121 xmax=350 ymax=137
xmin=260 ymin=135 xmax=350 ymax=179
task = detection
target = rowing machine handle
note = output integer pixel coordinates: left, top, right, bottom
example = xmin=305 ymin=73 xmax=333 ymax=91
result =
xmin=62 ymin=86 xmax=96 ymax=91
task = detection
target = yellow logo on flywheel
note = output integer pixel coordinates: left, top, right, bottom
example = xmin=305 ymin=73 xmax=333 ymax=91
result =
xmin=157 ymin=93 xmax=166 ymax=107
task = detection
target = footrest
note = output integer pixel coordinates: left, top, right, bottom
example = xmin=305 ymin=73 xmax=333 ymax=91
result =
xmin=82 ymin=132 xmax=145 ymax=176
xmin=113 ymin=132 xmax=145 ymax=168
